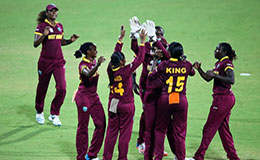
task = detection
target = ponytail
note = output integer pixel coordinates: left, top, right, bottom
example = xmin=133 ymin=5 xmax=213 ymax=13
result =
xmin=74 ymin=42 xmax=95 ymax=59
xmin=219 ymin=42 xmax=237 ymax=61
xmin=37 ymin=10 xmax=47 ymax=24
xmin=74 ymin=50 xmax=83 ymax=58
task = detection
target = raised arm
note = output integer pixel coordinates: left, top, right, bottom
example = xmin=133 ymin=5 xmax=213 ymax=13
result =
xmin=154 ymin=40 xmax=170 ymax=59
xmin=114 ymin=25 xmax=125 ymax=52
xmin=128 ymin=29 xmax=147 ymax=73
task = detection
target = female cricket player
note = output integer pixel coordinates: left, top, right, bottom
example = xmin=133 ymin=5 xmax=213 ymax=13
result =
xmin=102 ymin=26 xmax=146 ymax=160
xmin=34 ymin=4 xmax=79 ymax=126
xmin=129 ymin=16 xmax=172 ymax=159
xmin=74 ymin=42 xmax=106 ymax=160
xmin=150 ymin=42 xmax=195 ymax=160
xmin=190 ymin=43 xmax=240 ymax=160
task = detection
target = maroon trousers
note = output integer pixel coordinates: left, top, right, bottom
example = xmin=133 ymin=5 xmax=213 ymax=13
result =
xmin=194 ymin=93 xmax=240 ymax=160
xmin=103 ymin=101 xmax=135 ymax=160
xmin=75 ymin=90 xmax=106 ymax=160
xmin=137 ymin=111 xmax=145 ymax=145
xmin=35 ymin=58 xmax=66 ymax=115
xmin=154 ymin=93 xmax=188 ymax=160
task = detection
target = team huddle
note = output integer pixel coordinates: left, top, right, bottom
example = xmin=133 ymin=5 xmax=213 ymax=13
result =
xmin=33 ymin=4 xmax=240 ymax=160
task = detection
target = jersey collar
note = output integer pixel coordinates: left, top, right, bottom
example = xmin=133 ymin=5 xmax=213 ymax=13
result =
xmin=45 ymin=19 xmax=57 ymax=27
xmin=112 ymin=66 xmax=121 ymax=71
xmin=170 ymin=58 xmax=178 ymax=62
xmin=83 ymin=56 xmax=91 ymax=63
xmin=220 ymin=56 xmax=229 ymax=62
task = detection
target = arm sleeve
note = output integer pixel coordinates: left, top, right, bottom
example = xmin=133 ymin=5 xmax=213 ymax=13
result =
xmin=188 ymin=61 xmax=195 ymax=76
xmin=131 ymin=39 xmax=139 ymax=55
xmin=126 ymin=45 xmax=145 ymax=74
xmin=224 ymin=61 xmax=234 ymax=71
xmin=114 ymin=41 xmax=123 ymax=53
xmin=34 ymin=24 xmax=44 ymax=35
xmin=155 ymin=40 xmax=170 ymax=59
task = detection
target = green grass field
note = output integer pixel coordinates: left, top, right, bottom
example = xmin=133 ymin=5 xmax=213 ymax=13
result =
xmin=0 ymin=0 xmax=260 ymax=159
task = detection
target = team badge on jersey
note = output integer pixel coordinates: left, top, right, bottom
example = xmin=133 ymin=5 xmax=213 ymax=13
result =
xmin=57 ymin=27 xmax=62 ymax=32
xmin=83 ymin=106 xmax=88 ymax=112
xmin=38 ymin=70 xmax=42 ymax=75
xmin=216 ymin=64 xmax=220 ymax=68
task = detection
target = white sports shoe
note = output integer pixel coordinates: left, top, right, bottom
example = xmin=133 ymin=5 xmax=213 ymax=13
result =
xmin=138 ymin=142 xmax=145 ymax=154
xmin=91 ymin=158 xmax=100 ymax=160
xmin=48 ymin=115 xmax=62 ymax=126
xmin=36 ymin=112 xmax=45 ymax=125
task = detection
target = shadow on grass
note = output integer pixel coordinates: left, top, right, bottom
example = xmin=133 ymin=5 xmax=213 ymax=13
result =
xmin=0 ymin=125 xmax=51 ymax=146
xmin=58 ymin=140 xmax=76 ymax=160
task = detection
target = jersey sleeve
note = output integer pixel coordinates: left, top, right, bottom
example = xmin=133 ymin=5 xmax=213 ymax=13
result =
xmin=223 ymin=61 xmax=234 ymax=71
xmin=187 ymin=61 xmax=195 ymax=76
xmin=114 ymin=41 xmax=123 ymax=53
xmin=154 ymin=40 xmax=170 ymax=59
xmin=124 ymin=44 xmax=145 ymax=76
xmin=79 ymin=62 xmax=91 ymax=74
xmin=131 ymin=39 xmax=138 ymax=55
xmin=34 ymin=23 xmax=44 ymax=36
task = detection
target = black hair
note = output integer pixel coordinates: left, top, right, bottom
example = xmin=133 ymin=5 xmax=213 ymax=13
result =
xmin=168 ymin=42 xmax=184 ymax=60
xmin=37 ymin=10 xmax=47 ymax=24
xmin=219 ymin=42 xmax=237 ymax=61
xmin=107 ymin=52 xmax=125 ymax=86
xmin=155 ymin=26 xmax=164 ymax=36
xmin=74 ymin=42 xmax=95 ymax=58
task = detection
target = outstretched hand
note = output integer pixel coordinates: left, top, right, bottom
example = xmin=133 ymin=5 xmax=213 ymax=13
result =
xmin=97 ymin=56 xmax=106 ymax=66
xmin=70 ymin=34 xmax=79 ymax=42
xmin=139 ymin=29 xmax=147 ymax=44
xmin=193 ymin=62 xmax=201 ymax=70
xmin=119 ymin=25 xmax=125 ymax=41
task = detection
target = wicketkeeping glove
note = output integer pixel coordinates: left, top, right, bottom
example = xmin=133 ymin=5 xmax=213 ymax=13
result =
xmin=144 ymin=20 xmax=157 ymax=42
xmin=129 ymin=16 xmax=141 ymax=39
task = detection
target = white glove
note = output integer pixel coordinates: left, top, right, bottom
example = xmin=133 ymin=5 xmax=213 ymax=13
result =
xmin=144 ymin=20 xmax=157 ymax=42
xmin=129 ymin=16 xmax=141 ymax=39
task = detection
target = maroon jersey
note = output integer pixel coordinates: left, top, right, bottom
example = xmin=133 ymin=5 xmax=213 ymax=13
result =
xmin=78 ymin=57 xmax=99 ymax=94
xmin=108 ymin=41 xmax=145 ymax=103
xmin=131 ymin=38 xmax=170 ymax=92
xmin=212 ymin=56 xmax=234 ymax=95
xmin=149 ymin=58 xmax=195 ymax=95
xmin=34 ymin=19 xmax=64 ymax=60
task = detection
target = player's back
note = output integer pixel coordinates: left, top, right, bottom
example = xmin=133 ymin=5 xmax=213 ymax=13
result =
xmin=158 ymin=58 xmax=195 ymax=95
